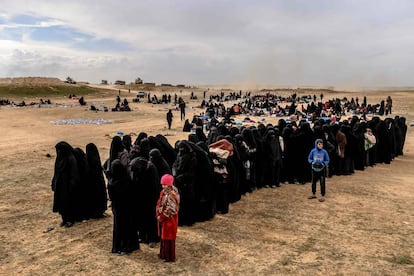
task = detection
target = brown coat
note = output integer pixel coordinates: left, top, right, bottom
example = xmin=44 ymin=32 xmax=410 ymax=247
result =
xmin=336 ymin=130 xmax=347 ymax=158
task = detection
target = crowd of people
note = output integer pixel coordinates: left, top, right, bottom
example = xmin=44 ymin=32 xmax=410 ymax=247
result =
xmin=0 ymin=98 xmax=52 ymax=107
xmin=112 ymin=95 xmax=131 ymax=111
xmin=51 ymin=91 xmax=408 ymax=262
xmin=201 ymin=91 xmax=394 ymax=124
xmin=51 ymin=142 xmax=107 ymax=228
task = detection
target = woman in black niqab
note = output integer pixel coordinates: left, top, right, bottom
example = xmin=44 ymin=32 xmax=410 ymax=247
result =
xmin=105 ymin=136 xmax=129 ymax=177
xmin=108 ymin=159 xmax=135 ymax=254
xmin=86 ymin=143 xmax=108 ymax=218
xmin=51 ymin=141 xmax=80 ymax=227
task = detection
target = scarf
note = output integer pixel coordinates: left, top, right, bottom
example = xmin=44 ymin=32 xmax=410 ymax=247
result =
xmin=159 ymin=186 xmax=180 ymax=218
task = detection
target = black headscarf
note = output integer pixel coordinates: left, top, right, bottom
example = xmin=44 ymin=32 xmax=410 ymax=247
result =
xmin=122 ymin=135 xmax=132 ymax=153
xmin=149 ymin=148 xmax=171 ymax=177
xmin=86 ymin=143 xmax=108 ymax=217
xmin=110 ymin=136 xmax=125 ymax=162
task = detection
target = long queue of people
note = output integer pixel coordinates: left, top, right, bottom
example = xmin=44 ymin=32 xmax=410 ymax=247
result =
xmin=52 ymin=142 xmax=107 ymax=228
xmin=51 ymin=100 xmax=407 ymax=258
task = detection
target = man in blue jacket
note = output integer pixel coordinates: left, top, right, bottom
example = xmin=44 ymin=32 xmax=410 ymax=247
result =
xmin=308 ymin=139 xmax=330 ymax=202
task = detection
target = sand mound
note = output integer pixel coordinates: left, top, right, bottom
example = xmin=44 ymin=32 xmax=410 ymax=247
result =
xmin=0 ymin=87 xmax=413 ymax=275
xmin=0 ymin=77 xmax=65 ymax=86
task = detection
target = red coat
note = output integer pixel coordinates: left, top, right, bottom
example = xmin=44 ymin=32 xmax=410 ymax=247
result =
xmin=156 ymin=189 xmax=179 ymax=240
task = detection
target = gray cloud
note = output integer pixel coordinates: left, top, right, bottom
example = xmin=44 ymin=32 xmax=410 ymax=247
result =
xmin=1 ymin=0 xmax=414 ymax=88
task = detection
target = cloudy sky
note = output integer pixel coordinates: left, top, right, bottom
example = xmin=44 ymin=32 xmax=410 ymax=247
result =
xmin=1 ymin=0 xmax=413 ymax=88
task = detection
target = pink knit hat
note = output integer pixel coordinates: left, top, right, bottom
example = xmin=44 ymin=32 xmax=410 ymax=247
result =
xmin=160 ymin=174 xmax=174 ymax=186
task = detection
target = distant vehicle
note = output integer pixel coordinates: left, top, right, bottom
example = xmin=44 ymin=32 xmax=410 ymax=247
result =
xmin=136 ymin=91 xmax=147 ymax=98
xmin=115 ymin=80 xmax=126 ymax=85
xmin=101 ymin=80 xmax=108 ymax=85
xmin=135 ymin=77 xmax=143 ymax=84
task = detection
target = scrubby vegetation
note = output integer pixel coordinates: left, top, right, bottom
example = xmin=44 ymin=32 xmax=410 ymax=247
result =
xmin=0 ymin=84 xmax=103 ymax=98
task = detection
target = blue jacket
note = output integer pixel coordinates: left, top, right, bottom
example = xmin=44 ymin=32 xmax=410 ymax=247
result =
xmin=308 ymin=142 xmax=330 ymax=166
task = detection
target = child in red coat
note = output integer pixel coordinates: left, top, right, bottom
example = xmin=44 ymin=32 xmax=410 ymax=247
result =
xmin=156 ymin=174 xmax=180 ymax=262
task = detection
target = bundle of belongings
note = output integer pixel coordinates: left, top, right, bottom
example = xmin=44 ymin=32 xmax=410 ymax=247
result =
xmin=312 ymin=162 xmax=325 ymax=172
xmin=209 ymin=139 xmax=234 ymax=177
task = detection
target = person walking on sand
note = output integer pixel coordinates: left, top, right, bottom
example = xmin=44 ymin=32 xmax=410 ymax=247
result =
xmin=166 ymin=109 xmax=173 ymax=130
xmin=156 ymin=174 xmax=180 ymax=262
xmin=307 ymin=139 xmax=330 ymax=202
xmin=178 ymin=98 xmax=186 ymax=121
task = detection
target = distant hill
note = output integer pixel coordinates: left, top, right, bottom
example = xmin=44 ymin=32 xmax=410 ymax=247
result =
xmin=0 ymin=77 xmax=102 ymax=98
xmin=0 ymin=77 xmax=65 ymax=86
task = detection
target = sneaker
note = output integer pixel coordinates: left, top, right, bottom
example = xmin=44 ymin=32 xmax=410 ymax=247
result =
xmin=308 ymin=195 xmax=317 ymax=199
xmin=319 ymin=197 xmax=325 ymax=202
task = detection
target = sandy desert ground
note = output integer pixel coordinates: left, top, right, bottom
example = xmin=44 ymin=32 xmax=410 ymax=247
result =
xmin=0 ymin=85 xmax=413 ymax=275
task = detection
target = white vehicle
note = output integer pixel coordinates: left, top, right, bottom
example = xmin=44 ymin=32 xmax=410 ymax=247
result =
xmin=136 ymin=91 xmax=147 ymax=98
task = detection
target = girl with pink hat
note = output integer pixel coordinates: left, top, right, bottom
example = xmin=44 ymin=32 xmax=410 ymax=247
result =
xmin=156 ymin=174 xmax=180 ymax=262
